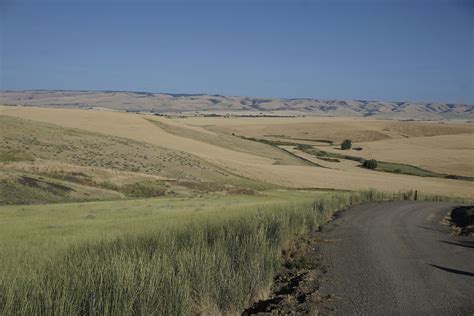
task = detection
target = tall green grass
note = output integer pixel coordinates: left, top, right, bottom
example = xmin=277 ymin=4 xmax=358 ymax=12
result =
xmin=0 ymin=190 xmax=468 ymax=315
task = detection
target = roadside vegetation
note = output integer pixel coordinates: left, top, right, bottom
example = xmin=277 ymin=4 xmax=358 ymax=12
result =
xmin=1 ymin=189 xmax=465 ymax=315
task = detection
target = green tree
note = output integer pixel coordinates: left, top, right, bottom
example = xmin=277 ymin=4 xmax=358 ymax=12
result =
xmin=341 ymin=139 xmax=352 ymax=150
xmin=362 ymin=159 xmax=378 ymax=170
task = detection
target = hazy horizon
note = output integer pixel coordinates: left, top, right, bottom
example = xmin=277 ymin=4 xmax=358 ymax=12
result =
xmin=2 ymin=88 xmax=474 ymax=105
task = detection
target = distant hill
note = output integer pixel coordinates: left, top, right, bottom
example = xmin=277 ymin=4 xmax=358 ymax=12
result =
xmin=1 ymin=90 xmax=472 ymax=120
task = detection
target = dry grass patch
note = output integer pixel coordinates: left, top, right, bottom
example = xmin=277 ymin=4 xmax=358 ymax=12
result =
xmin=180 ymin=116 xmax=474 ymax=142
xmin=0 ymin=114 xmax=238 ymax=182
xmin=356 ymin=134 xmax=474 ymax=177
xmin=146 ymin=116 xmax=305 ymax=165
xmin=2 ymin=160 xmax=167 ymax=185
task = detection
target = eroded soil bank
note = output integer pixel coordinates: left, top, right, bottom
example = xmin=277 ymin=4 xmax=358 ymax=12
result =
xmin=242 ymin=228 xmax=337 ymax=315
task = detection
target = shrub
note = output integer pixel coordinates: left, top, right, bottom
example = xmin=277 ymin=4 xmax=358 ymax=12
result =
xmin=340 ymin=139 xmax=352 ymax=150
xmin=121 ymin=181 xmax=167 ymax=198
xmin=362 ymin=159 xmax=378 ymax=170
xmin=451 ymin=206 xmax=474 ymax=227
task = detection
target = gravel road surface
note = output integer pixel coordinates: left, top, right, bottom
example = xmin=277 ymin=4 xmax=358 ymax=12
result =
xmin=319 ymin=201 xmax=474 ymax=315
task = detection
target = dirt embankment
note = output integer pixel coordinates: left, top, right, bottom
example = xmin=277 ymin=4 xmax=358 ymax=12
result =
xmin=242 ymin=230 xmax=335 ymax=315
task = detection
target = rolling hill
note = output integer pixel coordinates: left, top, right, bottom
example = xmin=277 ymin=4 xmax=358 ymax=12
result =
xmin=1 ymin=106 xmax=473 ymax=198
xmin=1 ymin=90 xmax=472 ymax=119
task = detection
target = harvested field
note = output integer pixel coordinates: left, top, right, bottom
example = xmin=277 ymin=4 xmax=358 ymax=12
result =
xmin=182 ymin=116 xmax=474 ymax=178
xmin=356 ymin=134 xmax=474 ymax=176
xmin=1 ymin=107 xmax=473 ymax=197
xmin=181 ymin=116 xmax=474 ymax=142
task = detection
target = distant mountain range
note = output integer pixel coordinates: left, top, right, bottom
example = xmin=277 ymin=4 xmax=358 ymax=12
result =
xmin=1 ymin=90 xmax=472 ymax=120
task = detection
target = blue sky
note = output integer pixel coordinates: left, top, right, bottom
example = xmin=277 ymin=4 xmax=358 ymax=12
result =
xmin=1 ymin=0 xmax=472 ymax=103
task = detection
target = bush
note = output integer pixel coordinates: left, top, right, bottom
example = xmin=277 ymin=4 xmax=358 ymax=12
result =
xmin=362 ymin=159 xmax=378 ymax=170
xmin=340 ymin=139 xmax=352 ymax=150
xmin=122 ymin=181 xmax=167 ymax=198
xmin=451 ymin=206 xmax=474 ymax=227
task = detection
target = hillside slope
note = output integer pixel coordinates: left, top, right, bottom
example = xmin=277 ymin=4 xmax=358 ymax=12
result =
xmin=1 ymin=90 xmax=472 ymax=119
xmin=1 ymin=106 xmax=473 ymax=197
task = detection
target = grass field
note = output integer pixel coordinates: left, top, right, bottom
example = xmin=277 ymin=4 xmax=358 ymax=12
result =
xmin=0 ymin=191 xmax=336 ymax=314
xmin=0 ymin=189 xmax=461 ymax=314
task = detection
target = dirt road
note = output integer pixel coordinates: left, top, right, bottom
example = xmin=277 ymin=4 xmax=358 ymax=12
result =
xmin=319 ymin=201 xmax=474 ymax=315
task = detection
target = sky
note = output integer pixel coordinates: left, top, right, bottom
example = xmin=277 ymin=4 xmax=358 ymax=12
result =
xmin=0 ymin=0 xmax=472 ymax=103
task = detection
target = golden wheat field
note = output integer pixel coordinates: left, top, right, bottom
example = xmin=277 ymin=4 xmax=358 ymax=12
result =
xmin=183 ymin=116 xmax=474 ymax=177
xmin=1 ymin=106 xmax=473 ymax=197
